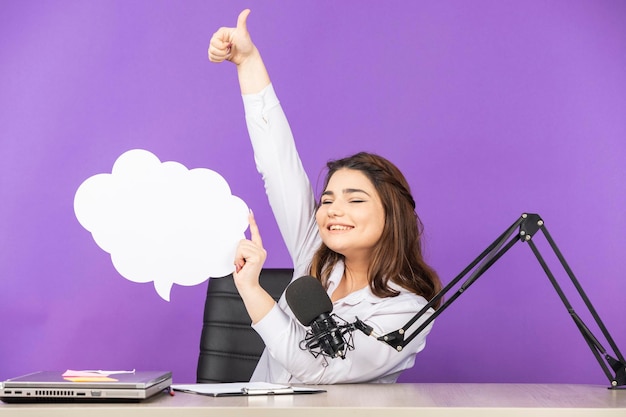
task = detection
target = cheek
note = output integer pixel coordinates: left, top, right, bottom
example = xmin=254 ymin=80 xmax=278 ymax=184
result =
xmin=371 ymin=209 xmax=386 ymax=235
xmin=315 ymin=208 xmax=324 ymax=228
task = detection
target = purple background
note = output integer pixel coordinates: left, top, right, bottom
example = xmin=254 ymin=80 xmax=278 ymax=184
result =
xmin=1 ymin=1 xmax=625 ymax=385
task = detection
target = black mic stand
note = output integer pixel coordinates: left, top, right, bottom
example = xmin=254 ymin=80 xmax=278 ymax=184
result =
xmin=355 ymin=213 xmax=626 ymax=389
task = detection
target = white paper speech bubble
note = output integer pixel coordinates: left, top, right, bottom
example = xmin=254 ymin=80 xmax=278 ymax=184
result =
xmin=74 ymin=149 xmax=249 ymax=301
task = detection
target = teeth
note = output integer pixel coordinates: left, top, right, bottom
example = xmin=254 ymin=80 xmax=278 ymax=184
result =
xmin=330 ymin=225 xmax=352 ymax=231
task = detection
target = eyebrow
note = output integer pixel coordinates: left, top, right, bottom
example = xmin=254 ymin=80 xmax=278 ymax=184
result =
xmin=321 ymin=188 xmax=372 ymax=197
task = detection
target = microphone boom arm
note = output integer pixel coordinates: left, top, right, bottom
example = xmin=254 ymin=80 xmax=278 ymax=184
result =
xmin=356 ymin=213 xmax=626 ymax=389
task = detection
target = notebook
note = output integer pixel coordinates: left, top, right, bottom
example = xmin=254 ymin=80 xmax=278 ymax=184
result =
xmin=171 ymin=381 xmax=326 ymax=397
xmin=0 ymin=370 xmax=172 ymax=403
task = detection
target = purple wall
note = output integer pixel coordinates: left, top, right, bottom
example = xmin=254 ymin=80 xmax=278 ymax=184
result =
xmin=1 ymin=1 xmax=624 ymax=385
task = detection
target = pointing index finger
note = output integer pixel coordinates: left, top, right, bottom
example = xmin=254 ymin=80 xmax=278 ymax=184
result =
xmin=248 ymin=210 xmax=263 ymax=247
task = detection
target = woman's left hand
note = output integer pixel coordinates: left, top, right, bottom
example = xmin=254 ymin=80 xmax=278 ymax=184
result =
xmin=232 ymin=211 xmax=276 ymax=324
xmin=233 ymin=210 xmax=267 ymax=290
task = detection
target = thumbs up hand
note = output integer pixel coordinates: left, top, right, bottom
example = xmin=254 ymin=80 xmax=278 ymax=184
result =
xmin=208 ymin=9 xmax=255 ymax=65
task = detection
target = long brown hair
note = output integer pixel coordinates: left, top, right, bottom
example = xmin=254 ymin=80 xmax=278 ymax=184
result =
xmin=309 ymin=152 xmax=442 ymax=309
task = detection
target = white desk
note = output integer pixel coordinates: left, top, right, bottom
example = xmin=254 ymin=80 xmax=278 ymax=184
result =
xmin=1 ymin=383 xmax=625 ymax=417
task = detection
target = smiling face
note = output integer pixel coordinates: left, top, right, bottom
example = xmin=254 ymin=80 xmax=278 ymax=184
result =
xmin=315 ymin=168 xmax=386 ymax=262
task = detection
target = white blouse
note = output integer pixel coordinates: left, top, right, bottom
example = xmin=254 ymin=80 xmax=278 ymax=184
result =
xmin=243 ymin=84 xmax=435 ymax=384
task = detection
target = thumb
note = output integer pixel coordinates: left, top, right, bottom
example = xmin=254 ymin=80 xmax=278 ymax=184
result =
xmin=236 ymin=9 xmax=251 ymax=32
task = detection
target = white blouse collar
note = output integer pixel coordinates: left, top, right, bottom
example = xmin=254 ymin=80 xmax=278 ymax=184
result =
xmin=328 ymin=260 xmax=408 ymax=306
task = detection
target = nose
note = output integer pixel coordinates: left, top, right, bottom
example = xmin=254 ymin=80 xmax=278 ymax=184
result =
xmin=326 ymin=202 xmax=343 ymax=217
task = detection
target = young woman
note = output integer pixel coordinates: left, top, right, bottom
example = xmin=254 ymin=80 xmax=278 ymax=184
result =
xmin=208 ymin=9 xmax=441 ymax=384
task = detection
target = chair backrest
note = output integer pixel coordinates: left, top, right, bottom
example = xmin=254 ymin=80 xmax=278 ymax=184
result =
xmin=196 ymin=268 xmax=293 ymax=383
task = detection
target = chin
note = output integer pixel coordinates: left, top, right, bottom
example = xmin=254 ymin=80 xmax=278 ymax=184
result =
xmin=320 ymin=238 xmax=347 ymax=255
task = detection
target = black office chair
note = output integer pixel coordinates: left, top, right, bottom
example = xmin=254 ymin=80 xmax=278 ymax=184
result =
xmin=196 ymin=268 xmax=293 ymax=383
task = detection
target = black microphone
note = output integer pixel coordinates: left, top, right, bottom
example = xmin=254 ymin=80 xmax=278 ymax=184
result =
xmin=285 ymin=276 xmax=354 ymax=359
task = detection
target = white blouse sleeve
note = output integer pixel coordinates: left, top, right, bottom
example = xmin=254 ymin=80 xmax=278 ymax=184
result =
xmin=242 ymin=84 xmax=319 ymax=267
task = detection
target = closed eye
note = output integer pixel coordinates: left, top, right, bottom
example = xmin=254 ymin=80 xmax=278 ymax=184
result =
xmin=320 ymin=188 xmax=370 ymax=205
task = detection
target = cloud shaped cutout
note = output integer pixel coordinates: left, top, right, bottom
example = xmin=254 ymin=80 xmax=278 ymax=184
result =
xmin=74 ymin=149 xmax=249 ymax=301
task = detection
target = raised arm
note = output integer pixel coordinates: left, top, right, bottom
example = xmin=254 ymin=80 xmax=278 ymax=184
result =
xmin=209 ymin=10 xmax=275 ymax=323
xmin=209 ymin=9 xmax=319 ymax=266
xmin=208 ymin=9 xmax=270 ymax=94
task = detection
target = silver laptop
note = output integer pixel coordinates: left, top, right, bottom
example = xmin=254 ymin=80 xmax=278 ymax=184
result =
xmin=0 ymin=371 xmax=172 ymax=402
